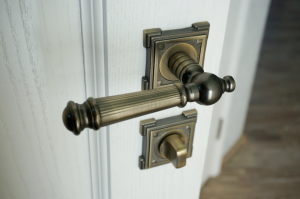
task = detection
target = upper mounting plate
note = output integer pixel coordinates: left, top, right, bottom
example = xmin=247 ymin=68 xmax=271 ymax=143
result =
xmin=142 ymin=22 xmax=210 ymax=90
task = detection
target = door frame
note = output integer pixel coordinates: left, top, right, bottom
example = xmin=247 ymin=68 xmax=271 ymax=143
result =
xmin=80 ymin=0 xmax=110 ymax=198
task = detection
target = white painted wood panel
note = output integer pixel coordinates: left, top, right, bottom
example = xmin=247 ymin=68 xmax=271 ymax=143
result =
xmin=80 ymin=0 xmax=110 ymax=198
xmin=202 ymin=0 xmax=271 ymax=185
xmin=0 ymin=0 xmax=92 ymax=198
xmin=104 ymin=0 xmax=231 ymax=198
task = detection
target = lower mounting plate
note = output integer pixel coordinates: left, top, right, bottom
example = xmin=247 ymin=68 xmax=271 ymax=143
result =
xmin=139 ymin=109 xmax=197 ymax=170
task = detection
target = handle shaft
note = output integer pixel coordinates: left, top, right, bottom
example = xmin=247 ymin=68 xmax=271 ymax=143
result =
xmin=63 ymin=83 xmax=187 ymax=135
xmin=98 ymin=85 xmax=181 ymax=126
xmin=62 ymin=52 xmax=236 ymax=135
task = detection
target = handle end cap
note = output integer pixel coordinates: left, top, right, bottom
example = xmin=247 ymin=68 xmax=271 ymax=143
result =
xmin=62 ymin=101 xmax=81 ymax=136
xmin=223 ymin=76 xmax=236 ymax=92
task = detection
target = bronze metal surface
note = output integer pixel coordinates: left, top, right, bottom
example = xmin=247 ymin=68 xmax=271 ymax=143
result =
xmin=143 ymin=22 xmax=209 ymax=90
xmin=143 ymin=28 xmax=162 ymax=48
xmin=148 ymin=122 xmax=195 ymax=168
xmin=63 ymin=56 xmax=235 ymax=135
xmin=141 ymin=76 xmax=149 ymax=90
xmin=139 ymin=110 xmax=197 ymax=170
xmin=159 ymin=43 xmax=198 ymax=81
xmin=63 ymin=84 xmax=184 ymax=135
xmin=63 ymin=58 xmax=235 ymax=135
xmin=62 ymin=22 xmax=236 ymax=136
xmin=154 ymin=129 xmax=188 ymax=159
xmin=159 ymin=133 xmax=187 ymax=168
xmin=169 ymin=52 xmax=235 ymax=105
xmin=153 ymin=35 xmax=207 ymax=89
xmin=97 ymin=85 xmax=180 ymax=127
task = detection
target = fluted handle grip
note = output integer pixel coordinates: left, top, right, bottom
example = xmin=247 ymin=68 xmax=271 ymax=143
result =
xmin=63 ymin=84 xmax=187 ymax=135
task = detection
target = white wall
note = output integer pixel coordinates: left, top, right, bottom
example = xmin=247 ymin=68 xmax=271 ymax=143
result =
xmin=0 ymin=0 xmax=92 ymax=198
xmin=202 ymin=0 xmax=271 ymax=185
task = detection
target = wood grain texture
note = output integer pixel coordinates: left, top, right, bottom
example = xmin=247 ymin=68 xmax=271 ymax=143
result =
xmin=104 ymin=0 xmax=231 ymax=198
xmin=200 ymin=0 xmax=300 ymax=198
xmin=0 ymin=0 xmax=92 ymax=198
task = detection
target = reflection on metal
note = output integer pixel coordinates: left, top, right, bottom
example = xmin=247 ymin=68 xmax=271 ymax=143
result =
xmin=159 ymin=133 xmax=187 ymax=168
xmin=143 ymin=28 xmax=162 ymax=48
xmin=143 ymin=21 xmax=209 ymax=89
xmin=141 ymin=76 xmax=149 ymax=90
xmin=63 ymin=68 xmax=235 ymax=135
xmin=139 ymin=109 xmax=197 ymax=170
xmin=160 ymin=43 xmax=198 ymax=81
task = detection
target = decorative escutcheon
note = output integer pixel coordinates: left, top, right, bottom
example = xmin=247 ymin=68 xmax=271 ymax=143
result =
xmin=142 ymin=21 xmax=211 ymax=90
xmin=139 ymin=109 xmax=197 ymax=170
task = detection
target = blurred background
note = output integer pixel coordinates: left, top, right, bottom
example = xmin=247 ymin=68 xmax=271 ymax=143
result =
xmin=200 ymin=0 xmax=300 ymax=198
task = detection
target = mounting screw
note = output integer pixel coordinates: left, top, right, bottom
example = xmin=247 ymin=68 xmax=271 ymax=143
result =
xmin=141 ymin=76 xmax=149 ymax=91
xmin=139 ymin=155 xmax=145 ymax=170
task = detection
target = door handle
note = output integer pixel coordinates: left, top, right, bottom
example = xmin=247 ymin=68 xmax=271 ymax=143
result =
xmin=62 ymin=52 xmax=235 ymax=135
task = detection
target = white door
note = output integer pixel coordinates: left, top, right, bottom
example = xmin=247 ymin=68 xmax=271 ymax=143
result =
xmin=98 ymin=1 xmax=231 ymax=199
xmin=0 ymin=1 xmax=91 ymax=199
xmin=0 ymin=0 xmax=269 ymax=199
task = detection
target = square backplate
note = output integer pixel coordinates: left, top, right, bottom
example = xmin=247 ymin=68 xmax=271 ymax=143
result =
xmin=142 ymin=22 xmax=210 ymax=90
xmin=139 ymin=109 xmax=197 ymax=170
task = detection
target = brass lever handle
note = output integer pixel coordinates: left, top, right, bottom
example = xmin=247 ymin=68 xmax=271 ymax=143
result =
xmin=62 ymin=52 xmax=235 ymax=135
xmin=63 ymin=77 xmax=234 ymax=135
xmin=63 ymin=83 xmax=186 ymax=135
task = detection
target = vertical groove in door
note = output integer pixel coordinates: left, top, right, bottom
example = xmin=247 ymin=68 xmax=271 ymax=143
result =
xmin=78 ymin=0 xmax=94 ymax=198
xmin=79 ymin=0 xmax=112 ymax=198
xmin=101 ymin=0 xmax=112 ymax=198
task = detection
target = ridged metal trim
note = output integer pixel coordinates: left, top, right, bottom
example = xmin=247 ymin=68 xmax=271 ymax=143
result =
xmin=170 ymin=52 xmax=200 ymax=81
xmin=96 ymin=85 xmax=181 ymax=126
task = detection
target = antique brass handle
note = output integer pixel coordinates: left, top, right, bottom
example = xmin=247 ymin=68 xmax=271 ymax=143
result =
xmin=62 ymin=52 xmax=235 ymax=135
